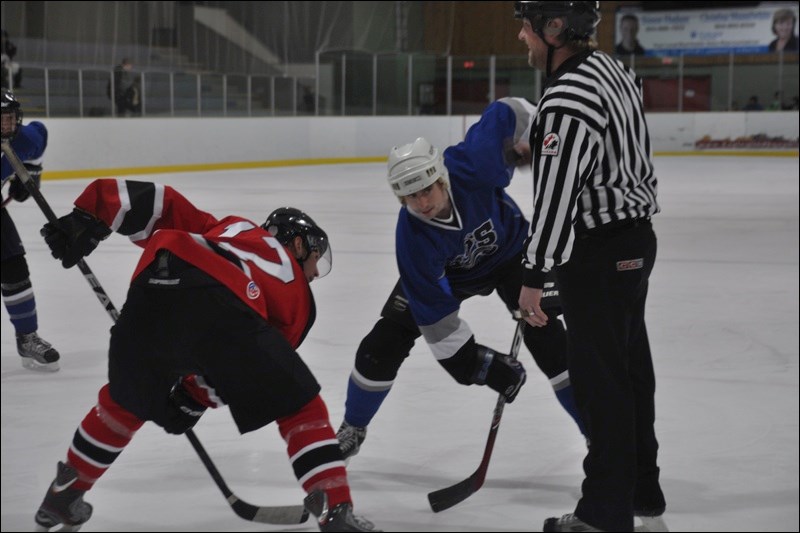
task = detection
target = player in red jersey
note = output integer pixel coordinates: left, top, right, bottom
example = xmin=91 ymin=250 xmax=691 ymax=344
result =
xmin=33 ymin=179 xmax=378 ymax=532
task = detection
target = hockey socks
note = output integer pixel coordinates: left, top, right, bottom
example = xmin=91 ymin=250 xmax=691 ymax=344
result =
xmin=343 ymin=371 xmax=392 ymax=428
xmin=277 ymin=395 xmax=351 ymax=509
xmin=551 ymin=372 xmax=586 ymax=436
xmin=65 ymin=384 xmax=144 ymax=491
xmin=2 ymin=277 xmax=38 ymax=335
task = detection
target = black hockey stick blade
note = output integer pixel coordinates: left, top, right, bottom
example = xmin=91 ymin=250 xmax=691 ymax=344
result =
xmin=427 ymin=319 xmax=525 ymax=512
xmin=428 ymin=396 xmax=505 ymax=512
xmin=186 ymin=429 xmax=310 ymax=524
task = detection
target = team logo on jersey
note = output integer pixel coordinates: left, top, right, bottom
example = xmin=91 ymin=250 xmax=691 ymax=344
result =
xmin=541 ymin=132 xmax=560 ymax=156
xmin=246 ymin=281 xmax=261 ymax=299
xmin=448 ymin=219 xmax=499 ymax=270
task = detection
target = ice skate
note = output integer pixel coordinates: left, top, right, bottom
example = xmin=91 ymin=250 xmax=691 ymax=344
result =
xmin=543 ymin=512 xmax=604 ymax=532
xmin=34 ymin=461 xmax=92 ymax=532
xmin=635 ymin=512 xmax=669 ymax=532
xmin=336 ymin=421 xmax=366 ymax=464
xmin=17 ymin=331 xmax=60 ymax=372
xmin=304 ymin=490 xmax=380 ymax=532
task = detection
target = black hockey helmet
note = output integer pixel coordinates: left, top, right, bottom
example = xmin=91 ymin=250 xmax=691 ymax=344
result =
xmin=1 ymin=88 xmax=23 ymax=140
xmin=514 ymin=1 xmax=601 ymax=41
xmin=263 ymin=207 xmax=331 ymax=278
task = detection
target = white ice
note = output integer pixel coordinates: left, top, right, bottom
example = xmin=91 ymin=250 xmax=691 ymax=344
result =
xmin=2 ymin=155 xmax=798 ymax=532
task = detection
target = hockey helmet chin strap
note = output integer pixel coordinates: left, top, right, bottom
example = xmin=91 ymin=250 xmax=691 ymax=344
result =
xmin=528 ymin=15 xmax=569 ymax=78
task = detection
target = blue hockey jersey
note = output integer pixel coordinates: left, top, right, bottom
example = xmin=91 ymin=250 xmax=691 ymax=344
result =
xmin=1 ymin=121 xmax=47 ymax=184
xmin=395 ymin=97 xmax=535 ymax=361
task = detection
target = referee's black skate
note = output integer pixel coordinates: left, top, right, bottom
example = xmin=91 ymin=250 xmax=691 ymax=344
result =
xmin=543 ymin=513 xmax=603 ymax=532
xmin=34 ymin=461 xmax=93 ymax=532
xmin=304 ymin=490 xmax=380 ymax=532
xmin=17 ymin=331 xmax=60 ymax=372
xmin=635 ymin=509 xmax=669 ymax=532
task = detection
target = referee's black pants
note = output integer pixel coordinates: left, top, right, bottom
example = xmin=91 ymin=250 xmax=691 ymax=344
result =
xmin=555 ymin=219 xmax=665 ymax=532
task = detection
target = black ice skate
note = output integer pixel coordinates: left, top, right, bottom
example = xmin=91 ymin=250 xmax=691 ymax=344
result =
xmin=304 ymin=490 xmax=380 ymax=532
xmin=543 ymin=513 xmax=604 ymax=532
xmin=34 ymin=461 xmax=93 ymax=532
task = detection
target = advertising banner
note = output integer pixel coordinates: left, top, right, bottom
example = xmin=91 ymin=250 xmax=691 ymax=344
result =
xmin=614 ymin=3 xmax=799 ymax=57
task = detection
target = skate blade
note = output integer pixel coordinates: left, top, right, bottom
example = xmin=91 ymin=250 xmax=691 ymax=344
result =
xmin=34 ymin=524 xmax=82 ymax=532
xmin=634 ymin=515 xmax=669 ymax=532
xmin=21 ymin=359 xmax=60 ymax=372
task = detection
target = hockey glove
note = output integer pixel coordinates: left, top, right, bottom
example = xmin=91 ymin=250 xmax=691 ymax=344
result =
xmin=7 ymin=163 xmax=42 ymax=203
xmin=163 ymin=377 xmax=208 ymax=435
xmin=40 ymin=208 xmax=112 ymax=268
xmin=473 ymin=344 xmax=527 ymax=403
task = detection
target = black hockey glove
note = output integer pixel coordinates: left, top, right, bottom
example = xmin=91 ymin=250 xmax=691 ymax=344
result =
xmin=7 ymin=163 xmax=42 ymax=203
xmin=163 ymin=378 xmax=208 ymax=435
xmin=473 ymin=344 xmax=527 ymax=403
xmin=40 ymin=208 xmax=112 ymax=268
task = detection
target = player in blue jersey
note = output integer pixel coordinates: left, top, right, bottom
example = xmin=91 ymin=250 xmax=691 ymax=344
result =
xmin=337 ymin=97 xmax=585 ymax=461
xmin=1 ymin=88 xmax=60 ymax=371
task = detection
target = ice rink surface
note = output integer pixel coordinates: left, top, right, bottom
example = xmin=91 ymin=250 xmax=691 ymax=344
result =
xmin=2 ymin=155 xmax=798 ymax=532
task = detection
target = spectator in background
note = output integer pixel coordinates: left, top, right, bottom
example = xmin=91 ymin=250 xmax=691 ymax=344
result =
xmin=743 ymin=95 xmax=764 ymax=111
xmin=110 ymin=58 xmax=141 ymax=117
xmin=768 ymin=9 xmax=798 ymax=52
xmin=300 ymin=85 xmax=315 ymax=114
xmin=1 ymin=29 xmax=23 ymax=89
xmin=615 ymin=14 xmax=646 ymax=56
xmin=768 ymin=91 xmax=783 ymax=111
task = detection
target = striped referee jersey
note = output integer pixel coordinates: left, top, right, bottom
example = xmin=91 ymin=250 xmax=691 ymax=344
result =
xmin=522 ymin=49 xmax=660 ymax=288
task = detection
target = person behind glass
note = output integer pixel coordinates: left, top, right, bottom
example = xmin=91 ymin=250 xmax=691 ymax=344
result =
xmin=300 ymin=85 xmax=315 ymax=114
xmin=768 ymin=91 xmax=783 ymax=111
xmin=743 ymin=95 xmax=764 ymax=111
xmin=515 ymin=2 xmax=667 ymax=532
xmin=768 ymin=9 xmax=799 ymax=52
xmin=1 ymin=29 xmax=23 ymax=89
xmin=112 ymin=58 xmax=140 ymax=116
xmin=1 ymin=89 xmax=61 ymax=371
xmin=614 ymin=14 xmax=645 ymax=56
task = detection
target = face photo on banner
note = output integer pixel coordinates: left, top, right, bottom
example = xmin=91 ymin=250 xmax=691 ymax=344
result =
xmin=769 ymin=8 xmax=798 ymax=52
xmin=615 ymin=4 xmax=800 ymax=56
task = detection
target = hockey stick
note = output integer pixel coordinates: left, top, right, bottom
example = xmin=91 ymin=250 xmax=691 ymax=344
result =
xmin=1 ymin=141 xmax=121 ymax=321
xmin=1 ymin=141 xmax=308 ymax=525
xmin=427 ymin=317 xmax=526 ymax=513
xmin=185 ymin=430 xmax=310 ymax=524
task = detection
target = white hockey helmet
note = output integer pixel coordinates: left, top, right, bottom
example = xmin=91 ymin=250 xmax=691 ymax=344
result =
xmin=387 ymin=137 xmax=449 ymax=197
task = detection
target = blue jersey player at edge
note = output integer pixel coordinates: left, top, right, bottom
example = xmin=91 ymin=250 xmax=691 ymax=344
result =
xmin=336 ymin=97 xmax=586 ymax=461
xmin=1 ymin=88 xmax=60 ymax=371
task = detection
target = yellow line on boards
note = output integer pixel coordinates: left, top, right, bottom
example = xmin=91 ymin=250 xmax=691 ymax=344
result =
xmin=39 ymin=151 xmax=798 ymax=181
xmin=42 ymin=157 xmax=388 ymax=180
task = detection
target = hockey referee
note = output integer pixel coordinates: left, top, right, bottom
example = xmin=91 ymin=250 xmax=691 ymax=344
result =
xmin=514 ymin=2 xmax=667 ymax=532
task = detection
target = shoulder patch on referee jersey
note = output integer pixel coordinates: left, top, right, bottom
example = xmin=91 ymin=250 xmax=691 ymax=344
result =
xmin=541 ymin=132 xmax=560 ymax=156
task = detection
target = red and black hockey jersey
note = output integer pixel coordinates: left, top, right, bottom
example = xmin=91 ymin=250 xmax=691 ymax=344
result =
xmin=74 ymin=178 xmax=314 ymax=349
